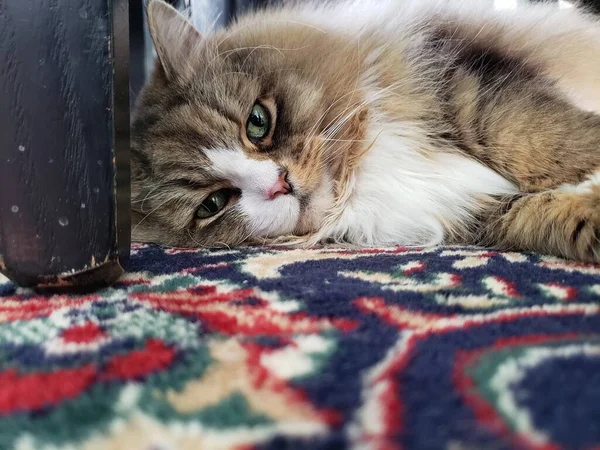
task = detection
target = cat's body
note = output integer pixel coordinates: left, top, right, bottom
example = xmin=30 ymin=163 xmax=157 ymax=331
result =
xmin=132 ymin=0 xmax=600 ymax=263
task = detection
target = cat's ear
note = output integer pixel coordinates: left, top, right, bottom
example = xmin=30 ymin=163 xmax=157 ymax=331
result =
xmin=147 ymin=0 xmax=202 ymax=81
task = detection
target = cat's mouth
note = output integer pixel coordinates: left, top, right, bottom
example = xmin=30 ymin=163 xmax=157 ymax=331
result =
xmin=291 ymin=172 xmax=335 ymax=237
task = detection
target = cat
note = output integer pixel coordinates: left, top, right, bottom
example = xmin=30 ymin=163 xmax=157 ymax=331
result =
xmin=131 ymin=0 xmax=600 ymax=263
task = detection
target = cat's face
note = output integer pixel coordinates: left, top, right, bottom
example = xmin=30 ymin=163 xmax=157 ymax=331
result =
xmin=131 ymin=1 xmax=363 ymax=247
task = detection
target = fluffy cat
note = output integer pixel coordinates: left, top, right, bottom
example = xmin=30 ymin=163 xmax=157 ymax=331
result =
xmin=131 ymin=0 xmax=600 ymax=263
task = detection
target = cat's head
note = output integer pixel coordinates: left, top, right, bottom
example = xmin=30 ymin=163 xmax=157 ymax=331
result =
xmin=131 ymin=0 xmax=367 ymax=247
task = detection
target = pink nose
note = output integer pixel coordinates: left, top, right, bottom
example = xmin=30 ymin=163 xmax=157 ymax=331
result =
xmin=268 ymin=172 xmax=292 ymax=200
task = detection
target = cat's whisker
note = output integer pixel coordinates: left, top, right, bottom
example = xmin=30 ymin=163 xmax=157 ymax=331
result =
xmin=322 ymin=78 xmax=414 ymax=141
xmin=304 ymin=85 xmax=372 ymax=146
xmin=140 ymin=185 xmax=176 ymax=213
xmin=214 ymin=67 xmax=302 ymax=84
xmin=211 ymin=67 xmax=303 ymax=84
xmin=218 ymin=18 xmax=327 ymax=44
xmin=237 ymin=223 xmax=257 ymax=245
xmin=216 ymin=242 xmax=233 ymax=250
xmin=234 ymin=215 xmax=264 ymax=246
xmin=132 ymin=197 xmax=173 ymax=235
xmin=216 ymin=45 xmax=285 ymax=62
xmin=212 ymin=70 xmax=258 ymax=82
xmin=320 ymin=138 xmax=370 ymax=143
xmin=187 ymin=229 xmax=205 ymax=248
xmin=240 ymin=46 xmax=279 ymax=72
xmin=258 ymin=215 xmax=281 ymax=247
xmin=312 ymin=73 xmax=365 ymax=139
xmin=314 ymin=86 xmax=406 ymax=169
xmin=133 ymin=186 xmax=163 ymax=209
xmin=317 ymin=85 xmax=381 ymax=141
xmin=256 ymin=68 xmax=301 ymax=79
xmin=213 ymin=17 xmax=324 ymax=48
xmin=204 ymin=44 xmax=295 ymax=81
xmin=216 ymin=23 xmax=255 ymax=46
xmin=273 ymin=19 xmax=328 ymax=35
xmin=238 ymin=229 xmax=257 ymax=246
xmin=303 ymin=45 xmax=365 ymax=142
xmin=206 ymin=12 xmax=224 ymax=34
xmin=240 ymin=44 xmax=311 ymax=72
xmin=133 ymin=195 xmax=166 ymax=211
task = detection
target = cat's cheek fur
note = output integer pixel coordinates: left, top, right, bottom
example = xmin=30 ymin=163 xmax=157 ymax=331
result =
xmin=237 ymin=194 xmax=300 ymax=237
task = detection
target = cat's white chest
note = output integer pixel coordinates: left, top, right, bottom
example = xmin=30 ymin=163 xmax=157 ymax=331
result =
xmin=326 ymin=121 xmax=517 ymax=246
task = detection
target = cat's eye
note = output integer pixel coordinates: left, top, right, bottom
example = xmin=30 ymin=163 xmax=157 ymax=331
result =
xmin=246 ymin=103 xmax=270 ymax=142
xmin=196 ymin=189 xmax=232 ymax=219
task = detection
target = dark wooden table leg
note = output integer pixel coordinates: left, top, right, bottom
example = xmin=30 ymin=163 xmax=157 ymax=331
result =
xmin=0 ymin=0 xmax=130 ymax=291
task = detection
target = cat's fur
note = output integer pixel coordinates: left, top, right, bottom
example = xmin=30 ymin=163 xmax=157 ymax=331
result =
xmin=132 ymin=0 xmax=600 ymax=263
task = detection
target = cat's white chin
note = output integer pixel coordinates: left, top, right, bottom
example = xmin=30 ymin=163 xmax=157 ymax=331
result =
xmin=240 ymin=192 xmax=301 ymax=238
xmin=243 ymin=178 xmax=335 ymax=238
xmin=205 ymin=147 xmax=335 ymax=239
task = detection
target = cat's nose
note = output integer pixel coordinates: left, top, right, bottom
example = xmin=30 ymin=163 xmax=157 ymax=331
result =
xmin=268 ymin=171 xmax=293 ymax=200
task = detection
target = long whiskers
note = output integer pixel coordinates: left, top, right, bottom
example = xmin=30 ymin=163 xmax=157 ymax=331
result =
xmin=132 ymin=196 xmax=174 ymax=235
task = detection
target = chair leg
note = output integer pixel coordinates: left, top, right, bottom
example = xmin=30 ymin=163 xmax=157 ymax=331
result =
xmin=0 ymin=0 xmax=130 ymax=291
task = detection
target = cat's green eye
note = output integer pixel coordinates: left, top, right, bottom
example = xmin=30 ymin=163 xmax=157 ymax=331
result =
xmin=246 ymin=103 xmax=270 ymax=141
xmin=196 ymin=189 xmax=231 ymax=219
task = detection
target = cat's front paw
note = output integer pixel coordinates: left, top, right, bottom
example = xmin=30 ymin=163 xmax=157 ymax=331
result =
xmin=563 ymin=191 xmax=600 ymax=264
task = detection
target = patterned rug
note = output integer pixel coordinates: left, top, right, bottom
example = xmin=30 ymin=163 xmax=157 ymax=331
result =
xmin=0 ymin=244 xmax=599 ymax=450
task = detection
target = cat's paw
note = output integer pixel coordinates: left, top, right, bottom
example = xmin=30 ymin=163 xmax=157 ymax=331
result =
xmin=564 ymin=190 xmax=600 ymax=264
xmin=498 ymin=188 xmax=600 ymax=265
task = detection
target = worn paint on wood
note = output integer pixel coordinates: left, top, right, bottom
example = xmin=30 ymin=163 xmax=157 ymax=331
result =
xmin=0 ymin=0 xmax=130 ymax=289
